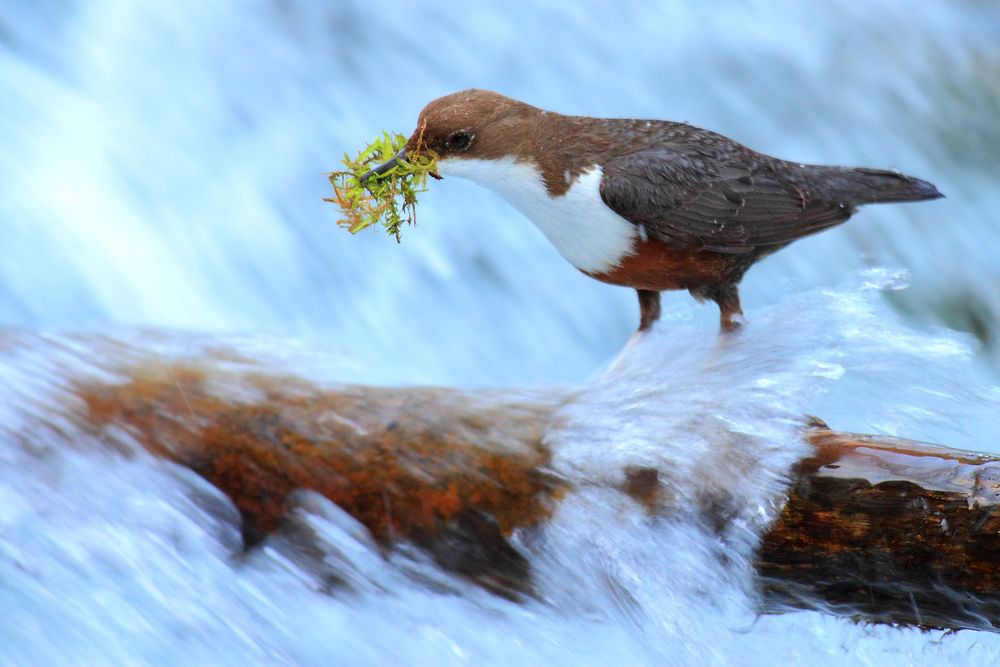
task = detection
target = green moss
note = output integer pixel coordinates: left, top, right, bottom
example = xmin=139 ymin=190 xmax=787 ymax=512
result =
xmin=326 ymin=128 xmax=438 ymax=242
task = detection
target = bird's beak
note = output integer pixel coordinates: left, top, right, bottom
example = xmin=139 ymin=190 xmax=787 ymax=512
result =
xmin=360 ymin=149 xmax=406 ymax=185
xmin=359 ymin=132 xmax=443 ymax=184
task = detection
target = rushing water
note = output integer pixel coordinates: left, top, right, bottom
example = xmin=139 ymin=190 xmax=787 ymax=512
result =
xmin=2 ymin=1 xmax=1000 ymax=665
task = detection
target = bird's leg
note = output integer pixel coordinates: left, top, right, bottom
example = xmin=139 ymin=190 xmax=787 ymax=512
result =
xmin=637 ymin=289 xmax=661 ymax=331
xmin=709 ymin=284 xmax=744 ymax=332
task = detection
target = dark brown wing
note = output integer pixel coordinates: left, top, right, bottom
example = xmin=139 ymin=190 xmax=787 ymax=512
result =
xmin=598 ymin=148 xmax=854 ymax=254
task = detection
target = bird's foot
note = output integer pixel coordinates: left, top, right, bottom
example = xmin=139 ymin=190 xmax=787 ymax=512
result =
xmin=707 ymin=284 xmax=743 ymax=335
xmin=720 ymin=312 xmax=745 ymax=334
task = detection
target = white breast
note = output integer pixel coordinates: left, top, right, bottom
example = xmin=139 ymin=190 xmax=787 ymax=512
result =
xmin=437 ymin=157 xmax=637 ymax=274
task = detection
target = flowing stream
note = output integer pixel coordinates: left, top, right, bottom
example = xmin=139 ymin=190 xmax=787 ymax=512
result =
xmin=1 ymin=2 xmax=999 ymax=665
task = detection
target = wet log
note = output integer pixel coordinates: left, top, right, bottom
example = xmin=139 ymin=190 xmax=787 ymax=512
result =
xmin=759 ymin=429 xmax=1000 ymax=632
xmin=79 ymin=367 xmax=565 ymax=598
xmin=76 ymin=364 xmax=1000 ymax=632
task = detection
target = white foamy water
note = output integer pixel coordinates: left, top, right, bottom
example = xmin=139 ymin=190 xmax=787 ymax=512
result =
xmin=2 ymin=1 xmax=1000 ymax=664
xmin=2 ymin=279 xmax=1000 ymax=666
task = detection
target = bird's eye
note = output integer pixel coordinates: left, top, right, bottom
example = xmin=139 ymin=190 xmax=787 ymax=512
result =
xmin=447 ymin=131 xmax=472 ymax=151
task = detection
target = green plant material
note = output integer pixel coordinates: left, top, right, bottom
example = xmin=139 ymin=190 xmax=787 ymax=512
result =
xmin=325 ymin=129 xmax=438 ymax=242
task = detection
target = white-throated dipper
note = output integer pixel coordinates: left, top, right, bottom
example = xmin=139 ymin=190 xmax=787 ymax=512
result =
xmin=366 ymin=89 xmax=943 ymax=332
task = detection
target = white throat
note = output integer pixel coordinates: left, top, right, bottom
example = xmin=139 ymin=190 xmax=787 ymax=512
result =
xmin=437 ymin=157 xmax=637 ymax=274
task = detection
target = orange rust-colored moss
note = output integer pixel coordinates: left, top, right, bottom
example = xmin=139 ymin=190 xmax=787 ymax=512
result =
xmin=78 ymin=365 xmax=563 ymax=546
xmin=804 ymin=428 xmax=995 ymax=469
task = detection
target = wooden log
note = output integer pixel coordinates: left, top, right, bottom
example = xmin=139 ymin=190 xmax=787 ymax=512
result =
xmin=74 ymin=362 xmax=1000 ymax=631
xmin=78 ymin=365 xmax=565 ymax=597
xmin=759 ymin=428 xmax=1000 ymax=632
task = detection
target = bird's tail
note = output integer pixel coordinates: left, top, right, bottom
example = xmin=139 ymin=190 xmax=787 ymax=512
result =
xmin=821 ymin=167 xmax=944 ymax=205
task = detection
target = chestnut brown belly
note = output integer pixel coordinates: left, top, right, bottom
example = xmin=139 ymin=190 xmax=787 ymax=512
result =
xmin=585 ymin=238 xmax=738 ymax=291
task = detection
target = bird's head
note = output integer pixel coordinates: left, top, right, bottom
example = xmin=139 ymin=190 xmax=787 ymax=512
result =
xmin=361 ymin=89 xmax=540 ymax=184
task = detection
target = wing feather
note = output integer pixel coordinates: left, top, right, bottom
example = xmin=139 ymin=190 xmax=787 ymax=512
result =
xmin=599 ymin=148 xmax=853 ymax=253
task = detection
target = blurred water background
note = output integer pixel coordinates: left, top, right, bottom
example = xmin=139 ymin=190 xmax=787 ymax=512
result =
xmin=2 ymin=1 xmax=1000 ymax=665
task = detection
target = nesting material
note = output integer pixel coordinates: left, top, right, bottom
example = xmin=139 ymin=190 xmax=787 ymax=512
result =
xmin=326 ymin=128 xmax=438 ymax=241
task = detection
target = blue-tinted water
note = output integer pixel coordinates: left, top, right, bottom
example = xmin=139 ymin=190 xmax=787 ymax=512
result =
xmin=1 ymin=1 xmax=999 ymax=664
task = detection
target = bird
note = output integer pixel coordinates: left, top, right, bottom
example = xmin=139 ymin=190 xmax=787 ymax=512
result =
xmin=364 ymin=89 xmax=943 ymax=332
